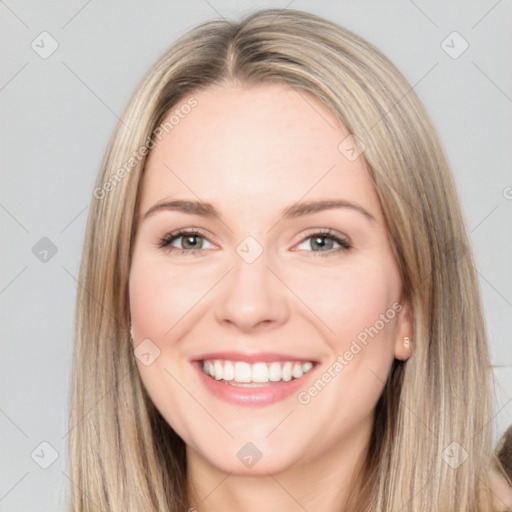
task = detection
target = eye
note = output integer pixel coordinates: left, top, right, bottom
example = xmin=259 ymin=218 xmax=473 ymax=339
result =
xmin=294 ymin=229 xmax=352 ymax=257
xmin=156 ymin=228 xmax=352 ymax=257
xmin=156 ymin=229 xmax=214 ymax=255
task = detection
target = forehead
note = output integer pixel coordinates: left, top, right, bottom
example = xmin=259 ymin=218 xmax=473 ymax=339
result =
xmin=140 ymin=82 xmax=382 ymax=224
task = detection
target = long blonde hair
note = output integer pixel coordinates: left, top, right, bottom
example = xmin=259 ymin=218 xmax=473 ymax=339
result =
xmin=67 ymin=8 xmax=498 ymax=511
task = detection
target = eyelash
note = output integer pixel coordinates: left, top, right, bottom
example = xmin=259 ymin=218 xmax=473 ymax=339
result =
xmin=156 ymin=228 xmax=352 ymax=258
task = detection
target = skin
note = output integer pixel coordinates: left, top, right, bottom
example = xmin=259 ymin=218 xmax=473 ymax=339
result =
xmin=129 ymin=82 xmax=412 ymax=512
xmin=489 ymin=467 xmax=512 ymax=511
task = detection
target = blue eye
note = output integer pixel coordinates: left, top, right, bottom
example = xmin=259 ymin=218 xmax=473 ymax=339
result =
xmin=157 ymin=229 xmax=352 ymax=257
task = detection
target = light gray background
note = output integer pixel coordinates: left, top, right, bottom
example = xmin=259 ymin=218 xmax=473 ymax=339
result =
xmin=1 ymin=0 xmax=511 ymax=510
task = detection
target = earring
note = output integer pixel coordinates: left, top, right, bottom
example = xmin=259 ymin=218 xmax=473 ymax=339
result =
xmin=404 ymin=336 xmax=410 ymax=347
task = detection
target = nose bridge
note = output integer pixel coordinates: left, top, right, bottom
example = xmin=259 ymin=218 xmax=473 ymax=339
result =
xmin=233 ymin=236 xmax=270 ymax=288
xmin=214 ymin=235 xmax=289 ymax=331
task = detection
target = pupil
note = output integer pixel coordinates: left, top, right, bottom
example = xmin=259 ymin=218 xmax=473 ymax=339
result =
xmin=185 ymin=235 xmax=199 ymax=249
xmin=314 ymin=236 xmax=331 ymax=251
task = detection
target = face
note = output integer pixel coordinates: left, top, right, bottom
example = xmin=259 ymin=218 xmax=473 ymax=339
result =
xmin=129 ymin=82 xmax=412 ymax=475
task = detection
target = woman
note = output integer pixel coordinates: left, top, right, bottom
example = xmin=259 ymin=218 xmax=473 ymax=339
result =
xmin=67 ymin=8 xmax=510 ymax=511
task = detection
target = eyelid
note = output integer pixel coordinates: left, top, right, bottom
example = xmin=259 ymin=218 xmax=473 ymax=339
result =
xmin=294 ymin=227 xmax=351 ymax=245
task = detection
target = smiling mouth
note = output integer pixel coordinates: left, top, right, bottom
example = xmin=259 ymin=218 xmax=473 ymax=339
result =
xmin=199 ymin=359 xmax=316 ymax=386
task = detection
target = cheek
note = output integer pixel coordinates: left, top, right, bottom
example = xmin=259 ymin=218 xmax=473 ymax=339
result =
xmin=129 ymin=257 xmax=211 ymax=340
xmin=128 ymin=257 xmax=204 ymax=434
xmin=290 ymin=258 xmax=401 ymax=351
xmin=289 ymin=262 xmax=401 ymax=438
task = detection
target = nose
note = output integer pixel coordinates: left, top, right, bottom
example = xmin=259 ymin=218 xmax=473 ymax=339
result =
xmin=214 ymin=247 xmax=290 ymax=333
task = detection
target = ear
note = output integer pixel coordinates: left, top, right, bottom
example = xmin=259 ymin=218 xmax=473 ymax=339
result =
xmin=393 ymin=297 xmax=413 ymax=361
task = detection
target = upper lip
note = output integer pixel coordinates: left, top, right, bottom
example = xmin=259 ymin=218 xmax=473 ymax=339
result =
xmin=191 ymin=351 xmax=319 ymax=364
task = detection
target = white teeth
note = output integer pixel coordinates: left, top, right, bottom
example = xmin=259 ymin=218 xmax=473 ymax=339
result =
xmin=252 ymin=362 xmax=269 ymax=383
xmin=214 ymin=360 xmax=223 ymax=380
xmin=282 ymin=362 xmax=292 ymax=382
xmin=201 ymin=359 xmax=315 ymax=384
xmin=302 ymin=361 xmax=313 ymax=373
xmin=292 ymin=362 xmax=304 ymax=379
xmin=223 ymin=360 xmax=234 ymax=381
xmin=234 ymin=362 xmax=251 ymax=383
xmin=268 ymin=361 xmax=281 ymax=382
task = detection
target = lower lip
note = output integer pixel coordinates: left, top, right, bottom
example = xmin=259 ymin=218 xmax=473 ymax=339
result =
xmin=191 ymin=361 xmax=318 ymax=407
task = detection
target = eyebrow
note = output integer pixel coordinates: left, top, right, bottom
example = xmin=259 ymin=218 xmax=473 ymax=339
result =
xmin=141 ymin=198 xmax=376 ymax=223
